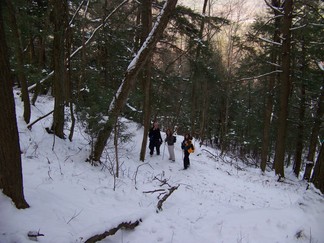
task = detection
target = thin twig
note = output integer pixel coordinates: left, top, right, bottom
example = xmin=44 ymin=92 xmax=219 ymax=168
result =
xmin=66 ymin=209 xmax=83 ymax=224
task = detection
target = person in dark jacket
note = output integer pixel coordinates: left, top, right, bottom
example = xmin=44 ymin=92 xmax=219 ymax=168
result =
xmin=149 ymin=121 xmax=162 ymax=156
xmin=165 ymin=128 xmax=176 ymax=162
xmin=181 ymin=133 xmax=194 ymax=169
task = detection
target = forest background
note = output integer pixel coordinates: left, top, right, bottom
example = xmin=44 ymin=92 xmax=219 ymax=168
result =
xmin=0 ymin=0 xmax=323 ymax=209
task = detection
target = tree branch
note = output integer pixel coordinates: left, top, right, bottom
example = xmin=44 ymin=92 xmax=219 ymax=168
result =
xmin=238 ymin=70 xmax=282 ymax=81
xmin=84 ymin=220 xmax=141 ymax=243
xmin=27 ymin=110 xmax=54 ymax=130
xmin=28 ymin=0 xmax=129 ymax=91
xmin=156 ymin=184 xmax=180 ymax=212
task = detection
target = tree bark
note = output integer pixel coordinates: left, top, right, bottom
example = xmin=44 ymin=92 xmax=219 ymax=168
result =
xmin=293 ymin=38 xmax=307 ymax=178
xmin=311 ymin=142 xmax=324 ymax=194
xmin=260 ymin=0 xmax=280 ymax=172
xmin=304 ymin=84 xmax=324 ymax=180
xmin=91 ymin=0 xmax=178 ymax=162
xmin=139 ymin=0 xmax=153 ymax=162
xmin=50 ymin=0 xmax=68 ymax=139
xmin=0 ymin=2 xmax=29 ymax=209
xmin=190 ymin=0 xmax=208 ymax=137
xmin=6 ymin=0 xmax=31 ymax=124
xmin=273 ymin=0 xmax=293 ymax=178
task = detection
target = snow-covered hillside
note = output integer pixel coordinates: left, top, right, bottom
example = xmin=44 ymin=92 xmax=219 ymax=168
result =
xmin=0 ymin=94 xmax=323 ymax=243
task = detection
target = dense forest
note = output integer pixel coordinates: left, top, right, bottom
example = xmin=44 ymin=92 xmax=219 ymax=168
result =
xmin=0 ymin=0 xmax=323 ymax=209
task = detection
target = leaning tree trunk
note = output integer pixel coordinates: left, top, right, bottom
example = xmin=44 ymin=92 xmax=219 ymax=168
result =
xmin=6 ymin=0 xmax=31 ymax=124
xmin=273 ymin=0 xmax=293 ymax=179
xmin=139 ymin=0 xmax=153 ymax=162
xmin=0 ymin=2 xmax=29 ymax=209
xmin=91 ymin=0 xmax=178 ymax=162
xmin=50 ymin=0 xmax=68 ymax=139
xmin=260 ymin=0 xmax=281 ymax=172
xmin=311 ymin=142 xmax=324 ymax=194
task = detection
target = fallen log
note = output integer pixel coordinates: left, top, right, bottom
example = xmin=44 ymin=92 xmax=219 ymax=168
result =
xmin=84 ymin=219 xmax=141 ymax=243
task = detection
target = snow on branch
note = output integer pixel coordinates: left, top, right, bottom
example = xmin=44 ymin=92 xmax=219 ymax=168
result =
xmin=318 ymin=62 xmax=324 ymax=71
xmin=108 ymin=0 xmax=177 ymax=112
xmin=28 ymin=0 xmax=129 ymax=91
xmin=264 ymin=0 xmax=284 ymax=15
xmin=69 ymin=0 xmax=88 ymax=27
xmin=239 ymin=70 xmax=282 ymax=81
xmin=258 ymin=36 xmax=281 ymax=46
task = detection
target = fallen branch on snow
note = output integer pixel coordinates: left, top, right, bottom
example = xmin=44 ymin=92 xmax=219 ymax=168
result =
xmin=84 ymin=219 xmax=141 ymax=243
xmin=156 ymin=184 xmax=180 ymax=212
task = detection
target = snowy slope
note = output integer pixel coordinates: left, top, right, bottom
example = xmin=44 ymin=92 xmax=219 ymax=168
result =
xmin=0 ymin=94 xmax=323 ymax=243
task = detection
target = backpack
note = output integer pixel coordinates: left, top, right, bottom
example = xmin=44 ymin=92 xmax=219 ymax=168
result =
xmin=188 ymin=144 xmax=194 ymax=153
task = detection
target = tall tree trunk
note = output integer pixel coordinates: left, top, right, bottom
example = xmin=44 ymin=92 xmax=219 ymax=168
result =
xmin=50 ymin=0 xmax=68 ymax=139
xmin=139 ymin=0 xmax=153 ymax=162
xmin=91 ymin=0 xmax=178 ymax=162
xmin=304 ymin=85 xmax=324 ymax=180
xmin=273 ymin=0 xmax=293 ymax=179
xmin=311 ymin=142 xmax=324 ymax=193
xmin=190 ymin=0 xmax=208 ymax=137
xmin=293 ymin=39 xmax=307 ymax=177
xmin=260 ymin=0 xmax=281 ymax=172
xmin=6 ymin=0 xmax=31 ymax=124
xmin=0 ymin=2 xmax=29 ymax=209
xmin=294 ymin=83 xmax=306 ymax=177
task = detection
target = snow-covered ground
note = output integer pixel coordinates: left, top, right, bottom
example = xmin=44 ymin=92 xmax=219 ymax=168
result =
xmin=0 ymin=94 xmax=323 ymax=243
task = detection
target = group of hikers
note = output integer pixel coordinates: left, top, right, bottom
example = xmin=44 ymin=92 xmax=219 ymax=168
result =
xmin=148 ymin=121 xmax=194 ymax=170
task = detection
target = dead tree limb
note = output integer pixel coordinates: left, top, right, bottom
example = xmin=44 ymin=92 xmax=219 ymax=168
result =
xmin=27 ymin=110 xmax=54 ymax=130
xmin=201 ymin=149 xmax=218 ymax=160
xmin=84 ymin=219 xmax=141 ymax=243
xmin=156 ymin=184 xmax=180 ymax=212
xmin=153 ymin=176 xmax=171 ymax=187
xmin=143 ymin=189 xmax=166 ymax=194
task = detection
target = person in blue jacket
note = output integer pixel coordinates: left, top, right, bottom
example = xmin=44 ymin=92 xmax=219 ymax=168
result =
xmin=149 ymin=121 xmax=162 ymax=156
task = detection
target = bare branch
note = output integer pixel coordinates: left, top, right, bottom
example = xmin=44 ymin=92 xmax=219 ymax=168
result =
xmin=239 ymin=70 xmax=282 ymax=81
xmin=66 ymin=209 xmax=83 ymax=224
xmin=156 ymin=185 xmax=180 ymax=212
xmin=27 ymin=110 xmax=54 ymax=130
xmin=69 ymin=0 xmax=87 ymax=26
xmin=258 ymin=36 xmax=281 ymax=46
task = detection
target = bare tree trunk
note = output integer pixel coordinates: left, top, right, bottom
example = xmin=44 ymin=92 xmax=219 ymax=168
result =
xmin=311 ymin=142 xmax=324 ymax=193
xmin=6 ymin=0 xmax=31 ymax=124
xmin=190 ymin=0 xmax=208 ymax=137
xmin=293 ymin=38 xmax=307 ymax=177
xmin=91 ymin=0 xmax=178 ymax=162
xmin=139 ymin=0 xmax=153 ymax=162
xmin=260 ymin=0 xmax=280 ymax=172
xmin=294 ymin=83 xmax=305 ymax=177
xmin=0 ymin=2 xmax=29 ymax=209
xmin=304 ymin=85 xmax=324 ymax=180
xmin=273 ymin=0 xmax=293 ymax=179
xmin=50 ymin=0 xmax=68 ymax=139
